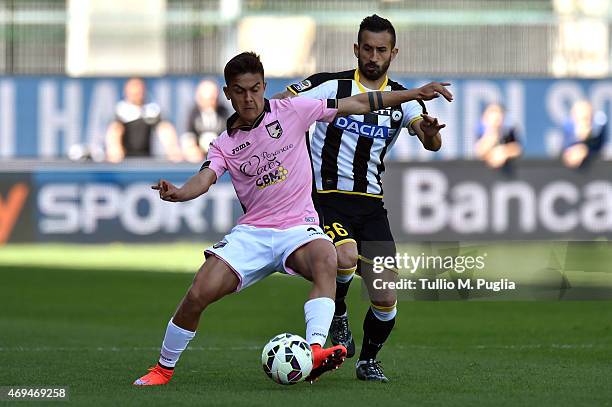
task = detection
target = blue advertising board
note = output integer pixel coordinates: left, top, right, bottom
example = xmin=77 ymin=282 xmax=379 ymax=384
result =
xmin=1 ymin=76 xmax=612 ymax=159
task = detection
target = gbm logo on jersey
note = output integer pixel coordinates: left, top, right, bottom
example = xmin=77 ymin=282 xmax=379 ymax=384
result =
xmin=266 ymin=121 xmax=283 ymax=139
xmin=333 ymin=117 xmax=391 ymax=139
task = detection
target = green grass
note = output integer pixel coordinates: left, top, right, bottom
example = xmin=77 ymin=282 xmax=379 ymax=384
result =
xmin=1 ymin=244 xmax=611 ymax=406
xmin=0 ymin=243 xmax=205 ymax=272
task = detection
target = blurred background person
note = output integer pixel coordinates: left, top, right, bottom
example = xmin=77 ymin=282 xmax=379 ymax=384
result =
xmin=475 ymin=103 xmax=522 ymax=169
xmin=105 ymin=77 xmax=182 ymax=163
xmin=562 ymin=100 xmax=607 ymax=169
xmin=181 ymin=79 xmax=229 ymax=162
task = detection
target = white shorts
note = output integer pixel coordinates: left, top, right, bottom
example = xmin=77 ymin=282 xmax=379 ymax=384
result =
xmin=205 ymin=224 xmax=332 ymax=291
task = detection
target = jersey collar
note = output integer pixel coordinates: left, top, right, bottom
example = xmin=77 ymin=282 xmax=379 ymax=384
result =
xmin=354 ymin=69 xmax=388 ymax=93
xmin=227 ymin=99 xmax=271 ymax=136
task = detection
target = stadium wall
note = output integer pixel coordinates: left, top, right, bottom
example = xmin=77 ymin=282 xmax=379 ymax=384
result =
xmin=1 ymin=160 xmax=610 ymax=244
xmin=1 ymin=77 xmax=612 ymax=159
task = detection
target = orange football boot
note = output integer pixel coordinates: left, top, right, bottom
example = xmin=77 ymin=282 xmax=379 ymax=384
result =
xmin=133 ymin=364 xmax=174 ymax=386
xmin=305 ymin=344 xmax=347 ymax=383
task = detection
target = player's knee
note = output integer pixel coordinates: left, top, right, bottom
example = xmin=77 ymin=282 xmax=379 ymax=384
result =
xmin=311 ymin=250 xmax=337 ymax=283
xmin=336 ymin=244 xmax=358 ymax=284
xmin=372 ymin=297 xmax=397 ymax=308
xmin=183 ymin=289 xmax=205 ymax=312
xmin=370 ymin=287 xmax=397 ymax=309
xmin=185 ymin=284 xmax=215 ymax=311
xmin=370 ymin=301 xmax=398 ymax=321
xmin=336 ymin=244 xmax=358 ymax=270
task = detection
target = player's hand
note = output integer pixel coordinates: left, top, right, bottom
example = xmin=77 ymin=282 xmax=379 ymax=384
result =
xmin=151 ymin=179 xmax=183 ymax=202
xmin=106 ymin=148 xmax=125 ymax=163
xmin=486 ymin=146 xmax=507 ymax=169
xmin=416 ymin=82 xmax=453 ymax=102
xmin=562 ymin=144 xmax=588 ymax=169
xmin=419 ymin=114 xmax=446 ymax=137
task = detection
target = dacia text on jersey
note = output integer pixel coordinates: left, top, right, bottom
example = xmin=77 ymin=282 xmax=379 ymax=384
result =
xmin=332 ymin=116 xmax=396 ymax=139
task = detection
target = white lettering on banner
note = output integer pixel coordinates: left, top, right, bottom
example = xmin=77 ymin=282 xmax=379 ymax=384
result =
xmin=0 ymin=80 xmax=16 ymax=158
xmin=450 ymin=182 xmax=488 ymax=233
xmin=85 ymin=81 xmax=118 ymax=148
xmin=39 ymin=184 xmax=80 ymax=234
xmin=37 ymin=182 xmax=237 ymax=235
xmin=404 ymin=169 xmax=447 ymax=233
xmin=82 ymin=184 xmax=121 ymax=233
xmin=492 ymin=182 xmax=536 ymax=233
xmin=402 ymin=168 xmax=612 ymax=235
xmin=539 ymin=181 xmax=579 ymax=232
xmin=120 ymin=183 xmax=164 ymax=235
xmin=581 ymin=181 xmax=612 ymax=232
xmin=39 ymin=80 xmax=82 ymax=157
xmin=164 ymin=197 xmax=207 ymax=234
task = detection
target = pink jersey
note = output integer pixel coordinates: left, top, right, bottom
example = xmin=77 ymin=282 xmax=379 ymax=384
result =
xmin=205 ymin=97 xmax=338 ymax=229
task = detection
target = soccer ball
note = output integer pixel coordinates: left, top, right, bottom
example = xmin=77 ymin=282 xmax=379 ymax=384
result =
xmin=261 ymin=333 xmax=313 ymax=385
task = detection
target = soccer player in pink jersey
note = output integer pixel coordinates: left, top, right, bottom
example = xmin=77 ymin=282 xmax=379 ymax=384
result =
xmin=133 ymin=52 xmax=452 ymax=386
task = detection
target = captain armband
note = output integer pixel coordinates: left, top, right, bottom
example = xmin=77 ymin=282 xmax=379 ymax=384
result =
xmin=368 ymin=91 xmax=384 ymax=111
xmin=327 ymin=99 xmax=338 ymax=109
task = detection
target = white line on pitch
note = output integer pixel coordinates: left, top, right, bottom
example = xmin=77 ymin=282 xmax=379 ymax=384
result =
xmin=0 ymin=344 xmax=607 ymax=352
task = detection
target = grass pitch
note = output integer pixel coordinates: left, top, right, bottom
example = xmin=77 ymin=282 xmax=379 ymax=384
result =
xmin=0 ymin=244 xmax=611 ymax=406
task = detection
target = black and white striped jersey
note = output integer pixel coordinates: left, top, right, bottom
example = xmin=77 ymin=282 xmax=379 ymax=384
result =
xmin=288 ymin=69 xmax=423 ymax=197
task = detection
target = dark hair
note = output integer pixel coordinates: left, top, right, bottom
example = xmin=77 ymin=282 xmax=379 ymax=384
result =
xmin=358 ymin=14 xmax=396 ymax=48
xmin=223 ymin=52 xmax=264 ymax=85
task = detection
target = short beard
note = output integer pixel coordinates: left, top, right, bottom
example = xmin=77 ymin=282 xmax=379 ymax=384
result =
xmin=358 ymin=58 xmax=391 ymax=81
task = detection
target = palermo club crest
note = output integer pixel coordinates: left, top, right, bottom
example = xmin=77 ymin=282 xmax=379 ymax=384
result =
xmin=265 ymin=121 xmax=283 ymax=139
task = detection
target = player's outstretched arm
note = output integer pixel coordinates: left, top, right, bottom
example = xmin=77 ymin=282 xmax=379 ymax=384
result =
xmin=271 ymin=90 xmax=295 ymax=99
xmin=336 ymin=82 xmax=452 ymax=117
xmin=151 ymin=168 xmax=217 ymax=202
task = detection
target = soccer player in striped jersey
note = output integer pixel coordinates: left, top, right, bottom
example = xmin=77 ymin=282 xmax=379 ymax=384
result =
xmin=274 ymin=15 xmax=449 ymax=382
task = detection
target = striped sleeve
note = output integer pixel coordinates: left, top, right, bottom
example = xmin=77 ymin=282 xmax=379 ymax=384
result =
xmin=287 ymin=72 xmax=341 ymax=96
xmin=287 ymin=70 xmax=356 ymax=99
xmin=401 ymin=100 xmax=424 ymax=136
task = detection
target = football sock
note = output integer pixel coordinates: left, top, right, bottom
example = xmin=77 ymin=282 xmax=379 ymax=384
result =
xmin=334 ymin=266 xmax=356 ymax=316
xmin=359 ymin=303 xmax=397 ymax=361
xmin=158 ymin=319 xmax=196 ymax=369
xmin=304 ymin=297 xmax=335 ymax=346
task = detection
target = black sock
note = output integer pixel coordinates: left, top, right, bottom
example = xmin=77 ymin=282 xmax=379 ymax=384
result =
xmin=334 ymin=277 xmax=353 ymax=316
xmin=158 ymin=362 xmax=174 ymax=370
xmin=359 ymin=308 xmax=395 ymax=361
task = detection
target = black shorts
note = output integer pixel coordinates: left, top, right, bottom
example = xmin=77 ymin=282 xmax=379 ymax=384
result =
xmin=316 ymin=192 xmax=396 ymax=261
